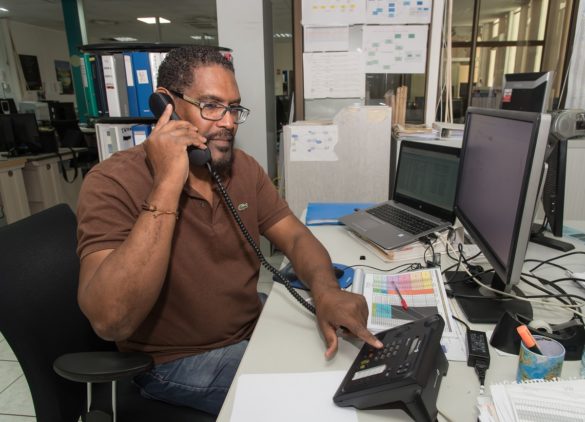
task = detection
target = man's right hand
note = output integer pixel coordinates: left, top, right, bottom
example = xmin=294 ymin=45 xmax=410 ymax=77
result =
xmin=143 ymin=104 xmax=208 ymax=193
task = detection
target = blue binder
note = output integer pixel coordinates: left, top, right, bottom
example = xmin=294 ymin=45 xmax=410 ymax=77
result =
xmin=305 ymin=202 xmax=376 ymax=226
xmin=130 ymin=52 xmax=153 ymax=117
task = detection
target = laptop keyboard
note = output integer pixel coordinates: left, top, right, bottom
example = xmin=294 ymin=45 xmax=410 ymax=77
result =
xmin=366 ymin=204 xmax=437 ymax=235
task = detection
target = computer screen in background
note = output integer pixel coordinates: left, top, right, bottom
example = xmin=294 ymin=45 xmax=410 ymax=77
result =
xmin=0 ymin=115 xmax=16 ymax=152
xmin=447 ymin=107 xmax=551 ymax=323
xmin=11 ymin=113 xmax=43 ymax=155
xmin=501 ymin=71 xmax=553 ymax=113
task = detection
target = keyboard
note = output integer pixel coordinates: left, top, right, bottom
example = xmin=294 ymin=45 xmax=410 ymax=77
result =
xmin=366 ymin=204 xmax=437 ymax=235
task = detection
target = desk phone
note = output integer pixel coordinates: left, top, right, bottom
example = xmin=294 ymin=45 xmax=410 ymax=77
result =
xmin=333 ymin=314 xmax=448 ymax=422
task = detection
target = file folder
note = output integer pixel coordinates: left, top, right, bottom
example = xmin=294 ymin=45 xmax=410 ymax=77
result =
xmin=130 ymin=52 xmax=154 ymax=117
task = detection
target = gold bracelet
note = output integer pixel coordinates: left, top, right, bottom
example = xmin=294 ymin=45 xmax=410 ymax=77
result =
xmin=141 ymin=201 xmax=179 ymax=219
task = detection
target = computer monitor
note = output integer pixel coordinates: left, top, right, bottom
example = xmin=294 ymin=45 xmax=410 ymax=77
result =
xmin=47 ymin=101 xmax=77 ymax=121
xmin=0 ymin=115 xmax=16 ymax=152
xmin=0 ymin=98 xmax=17 ymax=115
xmin=501 ymin=71 xmax=553 ymax=113
xmin=448 ymin=107 xmax=551 ymax=323
xmin=11 ymin=113 xmax=43 ymax=155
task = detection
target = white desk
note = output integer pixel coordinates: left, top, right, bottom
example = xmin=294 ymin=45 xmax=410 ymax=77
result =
xmin=218 ymin=224 xmax=584 ymax=421
xmin=0 ymin=148 xmax=86 ymax=224
xmin=21 ymin=148 xmax=85 ymax=214
xmin=0 ymin=157 xmax=31 ymax=224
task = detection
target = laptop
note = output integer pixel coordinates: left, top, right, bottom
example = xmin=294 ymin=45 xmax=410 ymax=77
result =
xmin=339 ymin=141 xmax=460 ymax=250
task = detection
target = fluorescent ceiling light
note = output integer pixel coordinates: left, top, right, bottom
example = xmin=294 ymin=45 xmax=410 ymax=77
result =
xmin=114 ymin=37 xmax=137 ymax=42
xmin=137 ymin=17 xmax=170 ymax=24
xmin=0 ymin=7 xmax=9 ymax=12
xmin=190 ymin=35 xmax=202 ymax=40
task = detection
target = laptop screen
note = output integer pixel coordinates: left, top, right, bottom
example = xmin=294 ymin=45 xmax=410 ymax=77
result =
xmin=394 ymin=142 xmax=460 ymax=222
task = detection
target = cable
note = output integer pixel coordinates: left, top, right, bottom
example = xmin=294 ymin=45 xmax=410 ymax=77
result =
xmin=475 ymin=361 xmax=488 ymax=395
xmin=441 ymin=238 xmax=585 ymax=318
xmin=209 ymin=163 xmax=316 ymax=315
xmin=346 ymin=262 xmax=423 ymax=273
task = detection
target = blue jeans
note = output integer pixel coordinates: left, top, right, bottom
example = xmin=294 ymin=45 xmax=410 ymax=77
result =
xmin=134 ymin=340 xmax=248 ymax=415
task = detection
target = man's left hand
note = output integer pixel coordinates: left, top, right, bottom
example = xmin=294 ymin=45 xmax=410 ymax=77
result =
xmin=313 ymin=287 xmax=383 ymax=359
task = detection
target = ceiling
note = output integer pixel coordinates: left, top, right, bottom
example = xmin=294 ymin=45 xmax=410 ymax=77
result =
xmin=0 ymin=0 xmax=293 ymax=45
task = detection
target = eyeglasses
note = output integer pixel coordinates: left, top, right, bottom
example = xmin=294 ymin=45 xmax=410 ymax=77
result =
xmin=169 ymin=90 xmax=250 ymax=124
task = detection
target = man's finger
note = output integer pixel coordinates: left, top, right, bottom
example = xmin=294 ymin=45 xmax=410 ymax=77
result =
xmin=351 ymin=324 xmax=383 ymax=349
xmin=152 ymin=104 xmax=174 ymax=132
xmin=322 ymin=325 xmax=338 ymax=359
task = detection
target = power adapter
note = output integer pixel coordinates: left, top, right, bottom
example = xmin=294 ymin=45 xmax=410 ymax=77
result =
xmin=466 ymin=329 xmax=490 ymax=368
xmin=466 ymin=329 xmax=490 ymax=394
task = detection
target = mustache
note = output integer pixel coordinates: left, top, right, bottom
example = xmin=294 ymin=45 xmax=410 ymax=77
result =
xmin=206 ymin=130 xmax=234 ymax=141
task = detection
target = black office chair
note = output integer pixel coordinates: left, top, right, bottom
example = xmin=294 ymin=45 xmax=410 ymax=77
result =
xmin=0 ymin=204 xmax=215 ymax=422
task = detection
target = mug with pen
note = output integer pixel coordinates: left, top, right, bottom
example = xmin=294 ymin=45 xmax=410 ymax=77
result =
xmin=516 ymin=325 xmax=566 ymax=382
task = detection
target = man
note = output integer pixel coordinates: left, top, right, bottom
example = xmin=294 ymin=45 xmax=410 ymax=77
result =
xmin=76 ymin=46 xmax=381 ymax=415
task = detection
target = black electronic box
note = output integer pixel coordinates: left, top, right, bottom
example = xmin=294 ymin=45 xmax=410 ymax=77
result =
xmin=333 ymin=314 xmax=448 ymax=422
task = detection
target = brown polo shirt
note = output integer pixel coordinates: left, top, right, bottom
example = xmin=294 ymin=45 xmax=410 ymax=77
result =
xmin=76 ymin=146 xmax=292 ymax=363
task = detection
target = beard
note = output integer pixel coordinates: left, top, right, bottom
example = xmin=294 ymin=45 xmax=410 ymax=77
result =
xmin=206 ymin=129 xmax=235 ymax=178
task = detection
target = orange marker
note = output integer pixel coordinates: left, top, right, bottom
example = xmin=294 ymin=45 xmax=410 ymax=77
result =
xmin=516 ymin=325 xmax=542 ymax=355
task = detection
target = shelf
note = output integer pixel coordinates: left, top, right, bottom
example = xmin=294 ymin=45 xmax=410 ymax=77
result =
xmin=79 ymin=42 xmax=231 ymax=54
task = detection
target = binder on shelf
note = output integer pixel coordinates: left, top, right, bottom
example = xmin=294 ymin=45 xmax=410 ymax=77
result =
xmin=131 ymin=124 xmax=152 ymax=145
xmin=148 ymin=52 xmax=163 ymax=92
xmin=124 ymin=53 xmax=140 ymax=117
xmin=95 ymin=123 xmax=116 ymax=161
xmin=114 ymin=125 xmax=134 ymax=151
xmin=89 ymin=54 xmax=109 ymax=117
xmin=101 ymin=54 xmax=130 ymax=117
xmin=130 ymin=52 xmax=154 ymax=117
xmin=80 ymin=53 xmax=99 ymax=117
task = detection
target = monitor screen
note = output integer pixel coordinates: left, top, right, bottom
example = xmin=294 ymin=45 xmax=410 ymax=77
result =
xmin=0 ymin=115 xmax=16 ymax=152
xmin=11 ymin=113 xmax=42 ymax=155
xmin=501 ymin=71 xmax=553 ymax=113
xmin=394 ymin=142 xmax=460 ymax=222
xmin=0 ymin=98 xmax=17 ymax=115
xmin=449 ymin=107 xmax=550 ymax=323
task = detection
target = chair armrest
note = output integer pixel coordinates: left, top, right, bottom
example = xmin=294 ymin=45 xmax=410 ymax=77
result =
xmin=54 ymin=351 xmax=153 ymax=383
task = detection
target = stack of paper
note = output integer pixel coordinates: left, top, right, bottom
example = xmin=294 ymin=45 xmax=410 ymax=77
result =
xmin=478 ymin=378 xmax=585 ymax=422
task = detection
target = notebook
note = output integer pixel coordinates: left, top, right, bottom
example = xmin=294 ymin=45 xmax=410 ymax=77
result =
xmin=340 ymin=141 xmax=461 ymax=251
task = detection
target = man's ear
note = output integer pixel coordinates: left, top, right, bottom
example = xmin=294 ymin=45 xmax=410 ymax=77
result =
xmin=156 ymin=87 xmax=171 ymax=95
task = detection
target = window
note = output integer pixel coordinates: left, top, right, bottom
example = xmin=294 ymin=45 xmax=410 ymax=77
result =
xmin=447 ymin=0 xmax=575 ymax=120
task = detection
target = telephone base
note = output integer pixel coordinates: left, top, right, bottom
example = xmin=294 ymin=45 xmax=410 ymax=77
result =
xmin=334 ymin=315 xmax=449 ymax=422
xmin=350 ymin=349 xmax=448 ymax=422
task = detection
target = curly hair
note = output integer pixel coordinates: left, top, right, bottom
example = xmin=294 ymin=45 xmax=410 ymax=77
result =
xmin=157 ymin=46 xmax=234 ymax=93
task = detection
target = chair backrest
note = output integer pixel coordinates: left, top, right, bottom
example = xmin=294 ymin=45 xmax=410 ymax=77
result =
xmin=0 ymin=204 xmax=114 ymax=422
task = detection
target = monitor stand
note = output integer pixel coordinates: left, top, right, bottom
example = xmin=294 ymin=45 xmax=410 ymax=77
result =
xmin=530 ymin=223 xmax=574 ymax=252
xmin=445 ymin=271 xmax=533 ymax=324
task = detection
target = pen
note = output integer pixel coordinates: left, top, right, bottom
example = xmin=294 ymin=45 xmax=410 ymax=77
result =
xmin=516 ymin=325 xmax=542 ymax=354
xmin=392 ymin=281 xmax=409 ymax=311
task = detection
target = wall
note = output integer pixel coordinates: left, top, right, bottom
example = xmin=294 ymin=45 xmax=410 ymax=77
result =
xmin=217 ymin=0 xmax=277 ymax=178
xmin=0 ymin=19 xmax=75 ymax=105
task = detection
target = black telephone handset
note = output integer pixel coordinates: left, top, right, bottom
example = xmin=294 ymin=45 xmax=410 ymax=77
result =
xmin=148 ymin=92 xmax=212 ymax=166
xmin=147 ymin=91 xmax=316 ymax=315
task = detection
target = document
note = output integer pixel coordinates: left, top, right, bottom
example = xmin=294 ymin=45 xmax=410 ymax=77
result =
xmin=289 ymin=124 xmax=339 ymax=161
xmin=362 ymin=25 xmax=428 ymax=74
xmin=230 ymin=371 xmax=357 ymax=422
xmin=301 ymin=0 xmax=366 ymax=26
xmin=366 ymin=0 xmax=433 ymax=24
xmin=304 ymin=26 xmax=350 ymax=52
xmin=351 ymin=267 xmax=467 ymax=361
xmin=303 ymin=52 xmax=365 ymax=99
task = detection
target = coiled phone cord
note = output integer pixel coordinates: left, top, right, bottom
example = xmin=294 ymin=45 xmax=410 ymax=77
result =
xmin=208 ymin=163 xmax=317 ymax=315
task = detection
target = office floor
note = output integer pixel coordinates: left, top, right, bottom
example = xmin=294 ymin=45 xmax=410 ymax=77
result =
xmin=0 ymin=247 xmax=282 ymax=421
